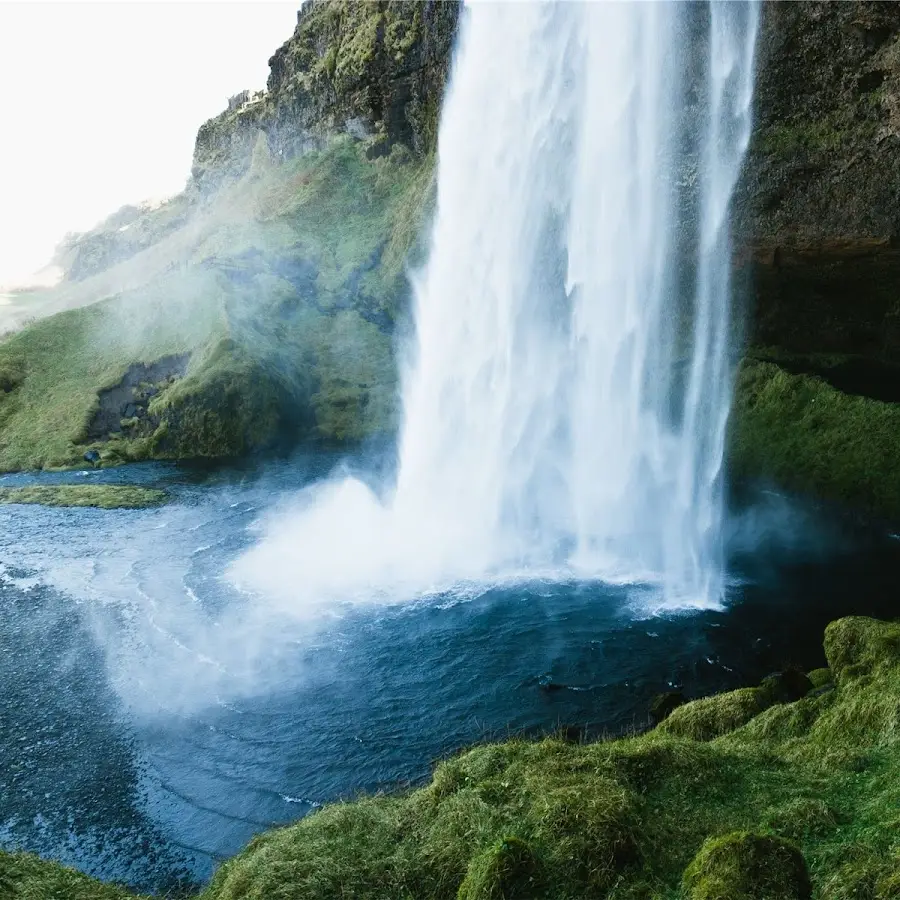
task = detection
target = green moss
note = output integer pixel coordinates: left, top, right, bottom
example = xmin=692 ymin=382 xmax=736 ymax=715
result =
xmin=0 ymin=484 xmax=167 ymax=509
xmin=729 ymin=359 xmax=900 ymax=518
xmin=0 ymin=851 xmax=144 ymax=900
xmin=659 ymin=687 xmax=766 ymax=741
xmin=757 ymin=106 xmax=878 ymax=156
xmin=682 ymin=832 xmax=812 ymax=900
xmin=151 ymin=339 xmax=289 ymax=459
xmin=760 ymin=119 xmax=850 ymax=155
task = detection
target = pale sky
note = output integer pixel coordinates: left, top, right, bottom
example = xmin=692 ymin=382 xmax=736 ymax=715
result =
xmin=0 ymin=1 xmax=298 ymax=289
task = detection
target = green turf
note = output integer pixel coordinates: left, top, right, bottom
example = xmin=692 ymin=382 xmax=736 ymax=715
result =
xmin=8 ymin=615 xmax=898 ymax=899
xmin=0 ymin=851 xmax=146 ymax=900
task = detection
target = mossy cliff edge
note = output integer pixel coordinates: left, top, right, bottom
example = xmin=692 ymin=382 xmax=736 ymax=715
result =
xmin=6 ymin=0 xmax=900 ymax=521
xmin=6 ymin=615 xmax=900 ymax=898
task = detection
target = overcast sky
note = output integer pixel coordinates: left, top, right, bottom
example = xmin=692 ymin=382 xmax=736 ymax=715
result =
xmin=0 ymin=1 xmax=298 ymax=289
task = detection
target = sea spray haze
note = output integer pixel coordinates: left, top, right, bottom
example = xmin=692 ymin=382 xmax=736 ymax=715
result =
xmin=231 ymin=1 xmax=760 ymax=610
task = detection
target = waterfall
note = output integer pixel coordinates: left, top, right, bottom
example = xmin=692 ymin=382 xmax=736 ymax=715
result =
xmin=232 ymin=1 xmax=760 ymax=610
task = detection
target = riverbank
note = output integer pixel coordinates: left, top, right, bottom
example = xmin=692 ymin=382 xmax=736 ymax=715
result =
xmin=3 ymin=614 xmax=898 ymax=899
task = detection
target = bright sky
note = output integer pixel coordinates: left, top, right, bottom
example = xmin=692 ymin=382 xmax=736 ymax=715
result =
xmin=0 ymin=1 xmax=298 ymax=289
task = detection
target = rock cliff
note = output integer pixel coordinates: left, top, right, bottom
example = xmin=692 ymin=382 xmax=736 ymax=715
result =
xmin=191 ymin=0 xmax=459 ymax=192
xmin=736 ymin=1 xmax=900 ymax=364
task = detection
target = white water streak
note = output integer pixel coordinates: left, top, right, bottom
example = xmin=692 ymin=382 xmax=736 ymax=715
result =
xmin=231 ymin=1 xmax=760 ymax=611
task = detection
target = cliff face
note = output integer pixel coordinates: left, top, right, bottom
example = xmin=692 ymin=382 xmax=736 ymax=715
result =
xmin=740 ymin=2 xmax=900 ymax=245
xmin=192 ymin=0 xmax=459 ymax=192
xmin=2 ymin=2 xmax=459 ymax=472
xmin=736 ymin=2 xmax=900 ymax=366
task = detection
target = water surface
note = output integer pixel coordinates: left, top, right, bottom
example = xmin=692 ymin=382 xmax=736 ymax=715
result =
xmin=0 ymin=458 xmax=897 ymax=892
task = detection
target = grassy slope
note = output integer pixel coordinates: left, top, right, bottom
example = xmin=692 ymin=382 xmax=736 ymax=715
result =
xmin=0 ymin=137 xmax=432 ymax=471
xmin=4 ymin=616 xmax=900 ymax=899
xmin=730 ymin=358 xmax=900 ymax=518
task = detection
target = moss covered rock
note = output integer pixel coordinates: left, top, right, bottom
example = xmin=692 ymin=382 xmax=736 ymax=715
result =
xmin=823 ymin=616 xmax=900 ymax=682
xmin=808 ymin=668 xmax=833 ymax=690
xmin=0 ymin=134 xmax=427 ymax=471
xmin=659 ymin=687 xmax=766 ymax=741
xmin=758 ymin=669 xmax=814 ymax=705
xmin=729 ymin=359 xmax=900 ymax=518
xmin=8 ymin=616 xmax=900 ymax=899
xmin=682 ymin=832 xmax=812 ymax=900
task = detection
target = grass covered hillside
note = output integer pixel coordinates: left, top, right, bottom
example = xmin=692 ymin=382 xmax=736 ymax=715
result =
xmin=0 ymin=137 xmax=433 ymax=471
xmin=729 ymin=357 xmax=900 ymax=520
xmin=4 ymin=615 xmax=900 ymax=898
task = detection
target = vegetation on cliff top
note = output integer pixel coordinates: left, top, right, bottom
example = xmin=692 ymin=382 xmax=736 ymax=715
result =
xmin=5 ymin=615 xmax=900 ymax=898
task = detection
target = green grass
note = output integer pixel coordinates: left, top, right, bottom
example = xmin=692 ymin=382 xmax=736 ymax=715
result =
xmin=0 ymin=484 xmax=168 ymax=509
xmin=0 ymin=137 xmax=430 ymax=471
xmin=0 ymin=852 xmax=145 ymax=900
xmin=0 ymin=270 xmax=227 ymax=472
xmin=7 ymin=616 xmax=900 ymax=899
xmin=682 ymin=832 xmax=812 ymax=900
xmin=729 ymin=359 xmax=900 ymax=518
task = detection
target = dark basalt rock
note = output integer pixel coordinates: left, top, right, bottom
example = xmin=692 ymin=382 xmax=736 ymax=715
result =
xmin=86 ymin=355 xmax=189 ymax=442
xmin=191 ymin=0 xmax=461 ymax=194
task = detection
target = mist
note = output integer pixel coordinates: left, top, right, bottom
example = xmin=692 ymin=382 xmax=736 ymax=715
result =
xmin=0 ymin=2 xmax=297 ymax=292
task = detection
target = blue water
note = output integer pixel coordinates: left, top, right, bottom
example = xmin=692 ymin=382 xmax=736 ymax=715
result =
xmin=1 ymin=456 xmax=898 ymax=893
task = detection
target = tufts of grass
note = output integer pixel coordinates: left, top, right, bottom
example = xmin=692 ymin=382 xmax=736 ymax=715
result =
xmin=729 ymin=359 xmax=900 ymax=519
xmin=0 ymin=851 xmax=145 ymax=900
xmin=456 ymin=837 xmax=542 ymax=900
xmin=10 ymin=615 xmax=900 ymax=899
xmin=659 ymin=687 xmax=767 ymax=741
xmin=682 ymin=832 xmax=812 ymax=900
xmin=0 ymin=484 xmax=167 ymax=509
xmin=761 ymin=798 xmax=840 ymax=844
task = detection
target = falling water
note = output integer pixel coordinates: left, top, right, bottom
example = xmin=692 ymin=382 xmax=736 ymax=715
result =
xmin=232 ymin=1 xmax=760 ymax=609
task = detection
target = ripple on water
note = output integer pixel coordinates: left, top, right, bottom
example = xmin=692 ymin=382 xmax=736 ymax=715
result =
xmin=2 ymin=465 xmax=900 ymax=893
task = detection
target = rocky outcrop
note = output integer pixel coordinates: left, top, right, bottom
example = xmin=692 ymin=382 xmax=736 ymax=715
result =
xmin=738 ymin=2 xmax=900 ymax=245
xmin=735 ymin=2 xmax=900 ymax=366
xmin=191 ymin=0 xmax=459 ymax=193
